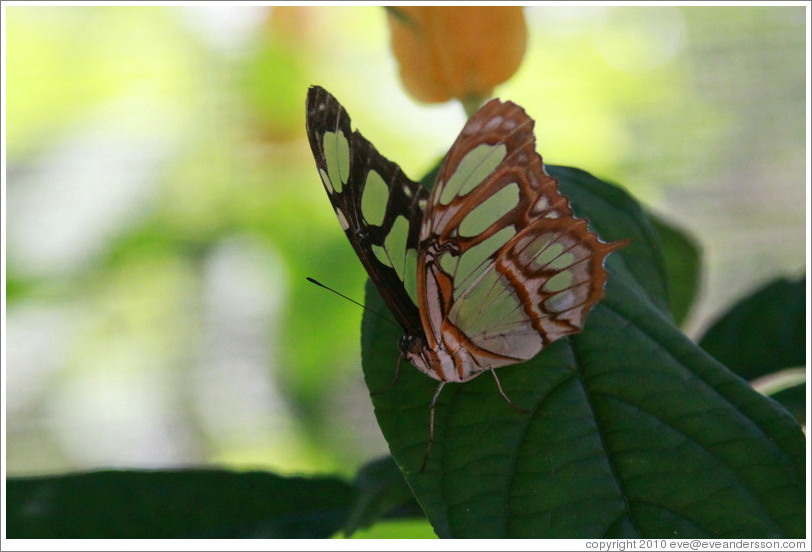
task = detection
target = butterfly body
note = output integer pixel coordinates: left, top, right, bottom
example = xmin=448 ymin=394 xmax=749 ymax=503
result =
xmin=306 ymin=85 xmax=625 ymax=389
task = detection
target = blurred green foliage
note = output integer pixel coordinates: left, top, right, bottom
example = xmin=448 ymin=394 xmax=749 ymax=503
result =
xmin=5 ymin=5 xmax=806 ymax=539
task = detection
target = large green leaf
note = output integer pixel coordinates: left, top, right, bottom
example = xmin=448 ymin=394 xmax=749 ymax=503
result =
xmin=646 ymin=211 xmax=702 ymax=326
xmin=362 ymin=167 xmax=805 ymax=538
xmin=6 ymin=470 xmax=354 ymax=538
xmin=698 ymin=276 xmax=806 ymax=381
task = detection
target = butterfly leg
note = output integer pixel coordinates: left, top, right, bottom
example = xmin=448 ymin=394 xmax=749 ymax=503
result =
xmin=370 ymin=351 xmax=404 ymax=396
xmin=490 ymin=368 xmax=530 ymax=414
xmin=420 ymin=381 xmax=447 ymax=473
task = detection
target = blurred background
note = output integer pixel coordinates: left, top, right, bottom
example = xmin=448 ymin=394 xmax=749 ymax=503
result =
xmin=5 ymin=5 xmax=806 ymax=486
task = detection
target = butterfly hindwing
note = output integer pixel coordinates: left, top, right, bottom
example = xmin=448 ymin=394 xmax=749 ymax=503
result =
xmin=305 ymin=86 xmax=428 ymax=338
xmin=418 ymin=99 xmax=623 ymax=381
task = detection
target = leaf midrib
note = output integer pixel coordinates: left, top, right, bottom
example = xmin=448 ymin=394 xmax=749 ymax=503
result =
xmin=570 ymin=336 xmax=638 ymax=538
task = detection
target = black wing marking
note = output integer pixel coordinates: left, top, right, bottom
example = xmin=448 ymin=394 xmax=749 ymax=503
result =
xmin=305 ymin=85 xmax=428 ymax=338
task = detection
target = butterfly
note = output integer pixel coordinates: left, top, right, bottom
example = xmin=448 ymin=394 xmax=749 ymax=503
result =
xmin=305 ymin=85 xmax=627 ymax=465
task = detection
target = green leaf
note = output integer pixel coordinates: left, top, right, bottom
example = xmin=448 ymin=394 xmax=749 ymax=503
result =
xmin=698 ymin=276 xmax=806 ymax=381
xmin=343 ymin=456 xmax=424 ymax=536
xmin=362 ymin=167 xmax=805 ymax=538
xmin=768 ymin=381 xmax=806 ymax=426
xmin=6 ymin=470 xmax=354 ymax=538
xmin=646 ymin=212 xmax=702 ymax=326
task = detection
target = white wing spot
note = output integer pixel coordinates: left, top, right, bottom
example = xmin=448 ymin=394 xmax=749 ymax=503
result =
xmin=319 ymin=168 xmax=334 ymax=194
xmin=403 ymin=186 xmax=413 ymax=198
xmin=465 ymin=119 xmax=484 ymax=133
xmin=483 ymin=115 xmax=503 ymax=132
xmin=335 ymin=207 xmax=350 ymax=230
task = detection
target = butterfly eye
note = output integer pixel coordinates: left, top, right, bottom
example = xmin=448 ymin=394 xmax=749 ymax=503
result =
xmin=399 ymin=334 xmax=424 ymax=355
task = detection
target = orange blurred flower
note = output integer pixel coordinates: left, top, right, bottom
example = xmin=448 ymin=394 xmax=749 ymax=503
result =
xmin=266 ymin=6 xmax=313 ymax=45
xmin=387 ymin=7 xmax=527 ymax=110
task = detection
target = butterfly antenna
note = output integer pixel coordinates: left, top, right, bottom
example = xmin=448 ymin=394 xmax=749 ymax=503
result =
xmin=306 ymin=277 xmax=399 ymax=329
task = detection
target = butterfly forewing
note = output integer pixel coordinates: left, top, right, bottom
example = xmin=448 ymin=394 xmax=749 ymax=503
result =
xmin=418 ymin=99 xmax=624 ymax=382
xmin=305 ymin=86 xmax=428 ymax=338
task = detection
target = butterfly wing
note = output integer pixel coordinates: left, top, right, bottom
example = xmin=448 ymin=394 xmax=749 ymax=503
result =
xmin=305 ymin=86 xmax=429 ymax=338
xmin=417 ymin=99 xmax=625 ymax=382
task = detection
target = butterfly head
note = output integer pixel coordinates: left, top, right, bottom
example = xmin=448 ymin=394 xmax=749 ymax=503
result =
xmin=399 ymin=332 xmax=427 ymax=365
xmin=400 ymin=330 xmax=475 ymax=384
xmin=399 ymin=332 xmax=447 ymax=383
